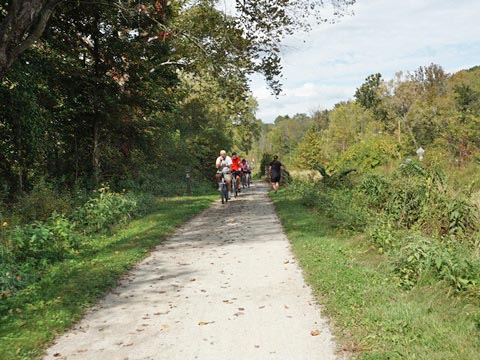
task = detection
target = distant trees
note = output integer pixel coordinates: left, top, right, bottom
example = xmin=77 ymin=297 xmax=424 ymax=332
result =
xmin=255 ymin=64 xmax=480 ymax=174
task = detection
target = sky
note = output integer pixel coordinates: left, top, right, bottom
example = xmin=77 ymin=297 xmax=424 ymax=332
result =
xmin=250 ymin=0 xmax=480 ymax=123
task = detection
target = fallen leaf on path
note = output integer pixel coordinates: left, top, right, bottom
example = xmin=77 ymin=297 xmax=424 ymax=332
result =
xmin=198 ymin=322 xmax=211 ymax=326
xmin=238 ymin=307 xmax=245 ymax=311
xmin=311 ymin=329 xmax=321 ymax=336
xmin=284 ymin=305 xmax=289 ymax=309
xmin=162 ymin=324 xmax=169 ymax=329
xmin=154 ymin=311 xmax=169 ymax=315
xmin=190 ymin=278 xmax=196 ymax=282
xmin=283 ymin=260 xmax=290 ymax=264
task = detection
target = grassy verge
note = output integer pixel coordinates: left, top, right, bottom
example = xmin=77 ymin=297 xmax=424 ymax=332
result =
xmin=270 ymin=189 xmax=480 ymax=359
xmin=0 ymin=195 xmax=215 ymax=360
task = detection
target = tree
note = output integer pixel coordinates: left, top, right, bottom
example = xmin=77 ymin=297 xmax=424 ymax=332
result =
xmin=0 ymin=0 xmax=63 ymax=78
xmin=354 ymin=73 xmax=389 ymax=123
xmin=1 ymin=0 xmax=356 ymax=91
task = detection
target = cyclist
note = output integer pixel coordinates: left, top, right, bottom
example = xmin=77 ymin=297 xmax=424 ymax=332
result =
xmin=231 ymin=152 xmax=242 ymax=193
xmin=216 ymin=150 xmax=232 ymax=198
xmin=240 ymin=159 xmax=251 ymax=187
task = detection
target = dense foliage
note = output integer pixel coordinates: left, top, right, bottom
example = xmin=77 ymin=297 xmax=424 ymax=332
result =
xmin=256 ymin=63 xmax=480 ymax=297
xmin=253 ymin=64 xmax=480 ymax=172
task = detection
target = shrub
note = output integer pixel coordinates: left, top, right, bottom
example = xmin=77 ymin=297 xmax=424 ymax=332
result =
xmin=394 ymin=235 xmax=479 ymax=291
xmin=369 ymin=218 xmax=404 ymax=254
xmin=9 ymin=222 xmax=64 ymax=264
xmin=0 ymin=258 xmax=38 ymax=299
xmin=359 ymin=173 xmax=391 ymax=209
xmin=290 ymin=178 xmax=368 ymax=231
xmin=13 ymin=180 xmax=73 ymax=222
xmin=71 ymin=186 xmax=139 ymax=234
xmin=361 ymin=161 xmax=478 ymax=241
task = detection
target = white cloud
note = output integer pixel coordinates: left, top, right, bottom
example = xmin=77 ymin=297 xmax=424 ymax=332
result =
xmin=251 ymin=0 xmax=480 ymax=123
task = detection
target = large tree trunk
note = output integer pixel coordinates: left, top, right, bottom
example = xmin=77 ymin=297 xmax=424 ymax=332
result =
xmin=0 ymin=0 xmax=63 ymax=79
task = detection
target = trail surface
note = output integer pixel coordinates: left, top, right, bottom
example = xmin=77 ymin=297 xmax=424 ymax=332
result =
xmin=44 ymin=182 xmax=339 ymax=360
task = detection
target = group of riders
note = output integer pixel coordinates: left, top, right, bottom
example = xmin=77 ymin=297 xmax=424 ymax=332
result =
xmin=215 ymin=150 xmax=252 ymax=200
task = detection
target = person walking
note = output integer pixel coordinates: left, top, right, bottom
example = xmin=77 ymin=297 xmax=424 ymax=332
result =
xmin=268 ymin=155 xmax=284 ymax=193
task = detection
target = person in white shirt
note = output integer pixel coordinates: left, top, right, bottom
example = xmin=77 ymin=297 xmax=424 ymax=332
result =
xmin=215 ymin=150 xmax=232 ymax=197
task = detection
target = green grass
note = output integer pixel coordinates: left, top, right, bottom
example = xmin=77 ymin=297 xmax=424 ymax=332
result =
xmin=0 ymin=195 xmax=215 ymax=360
xmin=270 ymin=189 xmax=480 ymax=359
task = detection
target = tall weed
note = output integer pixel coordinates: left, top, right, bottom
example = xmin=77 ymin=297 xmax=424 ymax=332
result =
xmin=361 ymin=162 xmax=478 ymax=243
xmin=394 ymin=235 xmax=479 ymax=291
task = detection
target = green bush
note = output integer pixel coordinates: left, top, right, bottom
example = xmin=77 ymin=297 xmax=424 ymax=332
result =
xmin=359 ymin=173 xmax=391 ymax=209
xmin=13 ymin=180 xmax=73 ymax=222
xmin=0 ymin=187 xmax=158 ymax=298
xmin=0 ymin=258 xmax=38 ymax=298
xmin=369 ymin=218 xmax=404 ymax=254
xmin=290 ymin=178 xmax=368 ymax=231
xmin=71 ymin=186 xmax=139 ymax=234
xmin=360 ymin=161 xmax=479 ymax=242
xmin=394 ymin=235 xmax=479 ymax=291
xmin=7 ymin=212 xmax=78 ymax=265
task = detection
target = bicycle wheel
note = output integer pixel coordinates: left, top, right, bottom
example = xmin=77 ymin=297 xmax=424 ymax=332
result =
xmin=221 ymin=183 xmax=228 ymax=203
xmin=232 ymin=177 xmax=237 ymax=198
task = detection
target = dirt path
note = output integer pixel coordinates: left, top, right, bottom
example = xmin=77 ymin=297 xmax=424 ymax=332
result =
xmin=43 ymin=182 xmax=339 ymax=360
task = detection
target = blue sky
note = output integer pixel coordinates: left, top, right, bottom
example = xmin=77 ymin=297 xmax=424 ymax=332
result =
xmin=250 ymin=0 xmax=480 ymax=123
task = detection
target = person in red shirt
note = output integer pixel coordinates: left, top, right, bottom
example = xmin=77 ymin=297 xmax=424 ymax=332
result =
xmin=231 ymin=151 xmax=242 ymax=193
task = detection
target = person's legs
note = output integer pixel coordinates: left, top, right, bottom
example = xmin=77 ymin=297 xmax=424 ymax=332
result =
xmin=215 ymin=173 xmax=222 ymax=190
xmin=224 ymin=173 xmax=232 ymax=194
xmin=271 ymin=175 xmax=280 ymax=192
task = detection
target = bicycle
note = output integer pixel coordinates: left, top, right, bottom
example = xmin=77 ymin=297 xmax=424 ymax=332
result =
xmin=219 ymin=174 xmax=229 ymax=204
xmin=246 ymin=171 xmax=252 ymax=187
xmin=241 ymin=172 xmax=247 ymax=188
xmin=232 ymin=172 xmax=239 ymax=198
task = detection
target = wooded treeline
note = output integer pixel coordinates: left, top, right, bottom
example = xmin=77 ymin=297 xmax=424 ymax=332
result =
xmin=1 ymin=0 xmax=259 ymax=199
xmin=253 ymin=64 xmax=480 ymax=173
xmin=0 ymin=0 xmax=356 ymax=202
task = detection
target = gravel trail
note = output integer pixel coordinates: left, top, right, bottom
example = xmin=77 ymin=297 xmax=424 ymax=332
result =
xmin=43 ymin=182 xmax=339 ymax=360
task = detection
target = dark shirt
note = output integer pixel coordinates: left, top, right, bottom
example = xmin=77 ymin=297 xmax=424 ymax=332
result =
xmin=269 ymin=160 xmax=282 ymax=176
